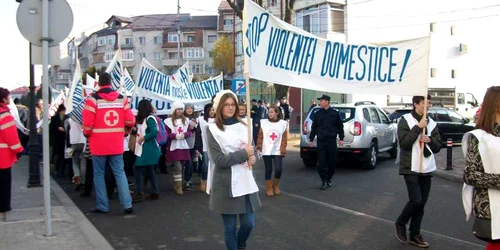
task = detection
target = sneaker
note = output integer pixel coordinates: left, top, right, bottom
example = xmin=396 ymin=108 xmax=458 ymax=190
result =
xmin=327 ymin=180 xmax=332 ymax=187
xmin=409 ymin=235 xmax=429 ymax=248
xmin=395 ymin=222 xmax=408 ymax=243
xmin=124 ymin=207 xmax=134 ymax=214
xmin=185 ymin=181 xmax=193 ymax=191
xmin=320 ymin=181 xmax=328 ymax=190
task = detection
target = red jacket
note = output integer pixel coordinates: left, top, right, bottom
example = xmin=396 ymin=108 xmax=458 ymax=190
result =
xmin=82 ymin=86 xmax=135 ymax=156
xmin=0 ymin=104 xmax=24 ymax=169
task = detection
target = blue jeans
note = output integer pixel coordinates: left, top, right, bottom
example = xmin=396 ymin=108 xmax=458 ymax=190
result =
xmin=202 ymin=152 xmax=209 ymax=180
xmin=221 ymin=196 xmax=255 ymax=250
xmin=134 ymin=165 xmax=159 ymax=194
xmin=92 ymin=155 xmax=132 ymax=211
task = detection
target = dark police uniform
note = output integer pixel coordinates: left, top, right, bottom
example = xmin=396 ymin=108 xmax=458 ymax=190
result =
xmin=309 ymin=95 xmax=344 ymax=190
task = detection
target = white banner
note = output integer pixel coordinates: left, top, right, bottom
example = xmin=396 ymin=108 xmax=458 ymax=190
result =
xmin=242 ymin=0 xmax=430 ymax=96
xmin=171 ymin=61 xmax=194 ymax=85
xmin=84 ymin=73 xmax=98 ymax=96
xmin=123 ymin=68 xmax=135 ymax=96
xmin=134 ymin=59 xmax=224 ymax=115
xmin=66 ymin=59 xmax=84 ymax=114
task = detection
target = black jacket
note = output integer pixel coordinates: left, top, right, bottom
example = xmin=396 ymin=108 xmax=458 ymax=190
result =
xmin=309 ymin=107 xmax=344 ymax=142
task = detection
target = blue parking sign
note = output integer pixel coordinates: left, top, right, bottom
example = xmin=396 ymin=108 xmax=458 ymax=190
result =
xmin=232 ymin=79 xmax=246 ymax=95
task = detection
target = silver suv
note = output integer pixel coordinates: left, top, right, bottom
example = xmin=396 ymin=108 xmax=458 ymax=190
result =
xmin=300 ymin=101 xmax=398 ymax=169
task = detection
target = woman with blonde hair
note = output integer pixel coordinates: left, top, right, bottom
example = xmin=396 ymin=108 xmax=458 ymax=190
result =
xmin=463 ymin=86 xmax=500 ymax=249
xmin=207 ymin=90 xmax=261 ymax=250
xmin=164 ymin=101 xmax=192 ymax=195
xmin=256 ymin=105 xmax=288 ymax=197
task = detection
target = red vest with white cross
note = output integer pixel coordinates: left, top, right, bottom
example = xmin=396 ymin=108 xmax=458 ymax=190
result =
xmin=82 ymin=86 xmax=136 ymax=156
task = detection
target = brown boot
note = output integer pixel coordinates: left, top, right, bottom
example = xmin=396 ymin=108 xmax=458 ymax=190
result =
xmin=265 ymin=180 xmax=274 ymax=197
xmin=200 ymin=180 xmax=207 ymax=193
xmin=132 ymin=193 xmax=144 ymax=203
xmin=273 ymin=178 xmax=281 ymax=196
xmin=174 ymin=181 xmax=183 ymax=195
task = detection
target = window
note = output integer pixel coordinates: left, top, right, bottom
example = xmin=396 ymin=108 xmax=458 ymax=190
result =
xmin=167 ymin=34 xmax=178 ymax=43
xmin=448 ymin=111 xmax=464 ymax=123
xmin=125 ymin=38 xmax=133 ymax=45
xmin=377 ymin=108 xmax=390 ymax=124
xmin=139 ymin=53 xmax=146 ymax=59
xmin=270 ymin=0 xmax=277 ymax=6
xmin=205 ymin=65 xmax=216 ymax=75
xmin=302 ymin=15 xmax=311 ymax=32
xmin=369 ymin=108 xmax=381 ymax=123
xmin=435 ymin=110 xmax=452 ymax=122
xmin=122 ymin=50 xmax=134 ymax=61
xmin=154 ymin=36 xmax=162 ymax=44
xmin=98 ymin=37 xmax=106 ymax=46
xmin=184 ymin=48 xmax=203 ymax=58
xmin=105 ymin=51 xmax=114 ymax=62
xmin=430 ymin=68 xmax=436 ymax=77
xmin=208 ymin=35 xmax=217 ymax=43
xmin=362 ymin=108 xmax=371 ymax=122
xmin=337 ymin=108 xmax=355 ymax=122
xmin=331 ymin=9 xmax=345 ymax=33
xmin=236 ymin=32 xmax=243 ymax=55
xmin=107 ymin=36 xmax=115 ymax=46
xmin=191 ymin=64 xmax=203 ymax=74
xmin=187 ymin=35 xmax=195 ymax=42
xmin=224 ymin=19 xmax=233 ymax=29
xmin=139 ymin=37 xmax=146 ymax=44
xmin=168 ymin=52 xmax=178 ymax=59
xmin=457 ymin=93 xmax=465 ymax=105
xmin=154 ymin=52 xmax=162 ymax=60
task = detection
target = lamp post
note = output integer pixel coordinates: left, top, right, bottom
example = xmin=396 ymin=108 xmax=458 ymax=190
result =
xmin=27 ymin=43 xmax=41 ymax=188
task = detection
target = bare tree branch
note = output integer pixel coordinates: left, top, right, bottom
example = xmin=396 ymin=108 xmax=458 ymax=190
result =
xmin=226 ymin=0 xmax=243 ymax=20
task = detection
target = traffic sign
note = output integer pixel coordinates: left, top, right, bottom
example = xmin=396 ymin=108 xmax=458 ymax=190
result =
xmin=232 ymin=78 xmax=246 ymax=95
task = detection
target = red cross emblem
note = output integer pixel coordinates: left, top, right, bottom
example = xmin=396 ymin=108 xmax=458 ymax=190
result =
xmin=104 ymin=110 xmax=119 ymax=126
xmin=177 ymin=127 xmax=184 ymax=133
xmin=267 ymin=130 xmax=280 ymax=144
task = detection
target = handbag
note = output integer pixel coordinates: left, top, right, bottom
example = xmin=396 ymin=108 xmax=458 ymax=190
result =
xmin=473 ymin=216 xmax=493 ymax=242
xmin=128 ymin=134 xmax=136 ymax=152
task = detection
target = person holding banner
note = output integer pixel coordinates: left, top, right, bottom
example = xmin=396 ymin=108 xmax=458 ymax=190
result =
xmin=0 ymin=88 xmax=24 ymax=221
xmin=82 ymin=72 xmax=135 ymax=214
xmin=256 ymin=105 xmax=288 ymax=197
xmin=164 ymin=101 xmax=192 ymax=195
xmin=198 ymin=103 xmax=215 ymax=193
xmin=206 ymin=90 xmax=260 ymax=250
xmin=308 ymin=95 xmax=344 ymax=190
xmin=395 ymin=95 xmax=441 ymax=248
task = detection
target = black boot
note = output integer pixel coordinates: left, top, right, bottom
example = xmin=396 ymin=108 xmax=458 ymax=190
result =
xmin=320 ymin=180 xmax=328 ymax=190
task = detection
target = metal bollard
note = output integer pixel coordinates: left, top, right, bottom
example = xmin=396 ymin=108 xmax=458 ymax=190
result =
xmin=446 ymin=138 xmax=454 ymax=170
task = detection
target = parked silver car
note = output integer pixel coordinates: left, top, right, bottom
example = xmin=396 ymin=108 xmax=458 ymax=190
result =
xmin=300 ymin=101 xmax=398 ymax=169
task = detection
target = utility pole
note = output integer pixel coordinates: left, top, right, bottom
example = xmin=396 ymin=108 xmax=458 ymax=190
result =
xmin=27 ymin=42 xmax=41 ymax=188
xmin=177 ymin=0 xmax=181 ymax=67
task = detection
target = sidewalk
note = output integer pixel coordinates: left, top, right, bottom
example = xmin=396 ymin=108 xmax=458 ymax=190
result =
xmin=0 ymin=157 xmax=113 ymax=250
xmin=434 ymin=146 xmax=464 ymax=183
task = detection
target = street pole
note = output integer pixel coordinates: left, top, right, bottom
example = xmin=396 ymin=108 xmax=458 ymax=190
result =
xmin=27 ymin=42 xmax=41 ymax=188
xmin=41 ymin=0 xmax=52 ymax=237
xmin=177 ymin=0 xmax=181 ymax=67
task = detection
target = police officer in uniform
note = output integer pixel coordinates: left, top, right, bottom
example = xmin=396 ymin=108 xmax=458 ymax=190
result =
xmin=308 ymin=95 xmax=344 ymax=190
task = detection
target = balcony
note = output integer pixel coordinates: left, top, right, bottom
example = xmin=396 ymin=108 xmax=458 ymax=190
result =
xmin=162 ymin=58 xmax=179 ymax=66
xmin=121 ymin=43 xmax=134 ymax=50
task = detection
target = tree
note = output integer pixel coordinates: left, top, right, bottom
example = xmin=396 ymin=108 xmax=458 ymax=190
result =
xmin=226 ymin=0 xmax=296 ymax=100
xmin=211 ymin=36 xmax=235 ymax=75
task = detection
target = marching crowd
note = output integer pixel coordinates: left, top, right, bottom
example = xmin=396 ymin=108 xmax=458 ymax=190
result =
xmin=1 ymin=74 xmax=500 ymax=249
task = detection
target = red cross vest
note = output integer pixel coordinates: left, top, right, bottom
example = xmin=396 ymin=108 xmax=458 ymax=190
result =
xmin=0 ymin=105 xmax=24 ymax=169
xmin=82 ymin=87 xmax=136 ymax=156
xmin=260 ymin=119 xmax=287 ymax=156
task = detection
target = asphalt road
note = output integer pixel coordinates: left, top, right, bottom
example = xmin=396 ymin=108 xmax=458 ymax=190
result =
xmin=55 ymin=145 xmax=485 ymax=250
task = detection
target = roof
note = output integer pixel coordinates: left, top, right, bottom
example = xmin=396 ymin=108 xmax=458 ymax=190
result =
xmin=127 ymin=14 xmax=191 ymax=30
xmin=218 ymin=0 xmax=233 ymax=10
xmin=183 ymin=15 xmax=218 ymax=29
xmin=105 ymin=15 xmax=134 ymax=24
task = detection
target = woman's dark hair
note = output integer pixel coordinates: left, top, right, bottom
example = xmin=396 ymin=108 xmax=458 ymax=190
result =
xmin=476 ymin=86 xmax=500 ymax=134
xmin=137 ymin=99 xmax=153 ymax=124
xmin=203 ymin=103 xmax=213 ymax=122
xmin=0 ymin=88 xmax=10 ymax=103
